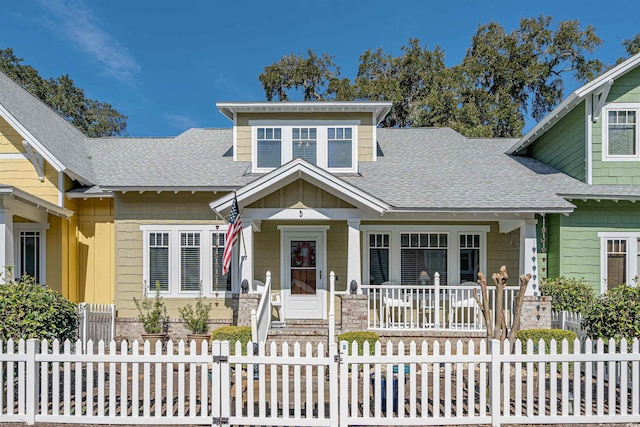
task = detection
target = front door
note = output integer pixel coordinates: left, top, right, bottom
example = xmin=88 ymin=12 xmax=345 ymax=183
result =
xmin=283 ymin=230 xmax=325 ymax=319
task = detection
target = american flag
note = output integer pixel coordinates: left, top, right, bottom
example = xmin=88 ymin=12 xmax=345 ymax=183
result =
xmin=222 ymin=193 xmax=241 ymax=275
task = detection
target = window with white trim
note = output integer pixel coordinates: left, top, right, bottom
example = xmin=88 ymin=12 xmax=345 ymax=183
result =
xmin=369 ymin=233 xmax=389 ymax=285
xmin=149 ymin=232 xmax=169 ymax=291
xmin=364 ymin=226 xmax=488 ymax=286
xmin=14 ymin=224 xmax=47 ymax=284
xmin=603 ymin=106 xmax=640 ymax=160
xmin=401 ymin=233 xmax=448 ymax=285
xmin=142 ymin=225 xmax=233 ymax=296
xmin=18 ymin=230 xmax=41 ymax=282
xmin=251 ymin=121 xmax=358 ymax=172
xmin=459 ymin=234 xmax=480 ymax=283
xmin=599 ymin=232 xmax=640 ymax=293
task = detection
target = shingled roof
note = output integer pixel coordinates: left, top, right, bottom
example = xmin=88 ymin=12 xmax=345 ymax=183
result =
xmin=0 ymin=71 xmax=95 ymax=183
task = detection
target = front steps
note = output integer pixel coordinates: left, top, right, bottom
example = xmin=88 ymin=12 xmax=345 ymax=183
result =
xmin=266 ymin=319 xmax=335 ymax=349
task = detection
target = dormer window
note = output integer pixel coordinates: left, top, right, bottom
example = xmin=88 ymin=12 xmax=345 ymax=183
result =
xmin=251 ymin=120 xmax=359 ymax=173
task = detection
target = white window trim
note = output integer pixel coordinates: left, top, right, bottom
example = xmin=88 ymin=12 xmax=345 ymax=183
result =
xmin=361 ymin=225 xmax=489 ymax=285
xmin=141 ymin=224 xmax=234 ymax=298
xmin=14 ymin=222 xmax=48 ymax=284
xmin=602 ymin=103 xmax=640 ymax=161
xmin=249 ymin=120 xmax=360 ymax=173
xmin=598 ymin=231 xmax=640 ymax=293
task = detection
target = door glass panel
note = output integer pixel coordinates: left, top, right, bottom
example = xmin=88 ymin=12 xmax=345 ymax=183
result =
xmin=291 ymin=240 xmax=317 ymax=295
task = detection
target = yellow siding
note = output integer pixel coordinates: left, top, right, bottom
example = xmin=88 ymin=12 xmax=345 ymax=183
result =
xmin=0 ymin=159 xmax=59 ymax=204
xmin=114 ymin=192 xmax=228 ymax=318
xmin=246 ymin=179 xmax=355 ymax=209
xmin=0 ymin=117 xmax=26 ymax=154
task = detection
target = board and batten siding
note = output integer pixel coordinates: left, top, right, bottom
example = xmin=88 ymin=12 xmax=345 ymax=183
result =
xmin=528 ymin=100 xmax=586 ymax=182
xmin=592 ymin=66 xmax=640 ymax=185
xmin=246 ymin=179 xmax=355 ymax=210
xmin=235 ymin=112 xmax=375 ymax=163
xmin=114 ymin=192 xmax=229 ymax=318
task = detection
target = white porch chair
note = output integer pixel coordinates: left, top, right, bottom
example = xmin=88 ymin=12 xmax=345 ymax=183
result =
xmin=449 ymin=283 xmax=480 ymax=327
xmin=381 ymin=281 xmax=411 ymax=325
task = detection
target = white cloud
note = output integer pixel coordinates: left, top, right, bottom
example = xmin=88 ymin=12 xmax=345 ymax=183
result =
xmin=38 ymin=0 xmax=140 ymax=84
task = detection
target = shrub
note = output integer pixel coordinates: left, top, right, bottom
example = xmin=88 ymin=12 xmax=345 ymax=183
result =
xmin=541 ymin=276 xmax=595 ymax=314
xmin=179 ymin=283 xmax=212 ymax=335
xmin=134 ymin=281 xmax=168 ymax=334
xmin=582 ymin=284 xmax=640 ymax=342
xmin=0 ymin=278 xmax=78 ymax=342
xmin=338 ymin=331 xmax=380 ymax=355
xmin=516 ymin=329 xmax=578 ymax=354
xmin=211 ymin=326 xmax=252 ymax=355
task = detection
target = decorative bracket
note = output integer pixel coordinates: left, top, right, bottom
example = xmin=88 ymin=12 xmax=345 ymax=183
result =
xmin=591 ymin=79 xmax=614 ymax=122
xmin=22 ymin=141 xmax=45 ymax=182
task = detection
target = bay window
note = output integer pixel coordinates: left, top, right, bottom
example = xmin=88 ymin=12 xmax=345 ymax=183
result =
xmin=142 ymin=225 xmax=233 ymax=296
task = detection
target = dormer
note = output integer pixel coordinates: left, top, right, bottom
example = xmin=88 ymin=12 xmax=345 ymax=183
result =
xmin=216 ymin=101 xmax=392 ymax=173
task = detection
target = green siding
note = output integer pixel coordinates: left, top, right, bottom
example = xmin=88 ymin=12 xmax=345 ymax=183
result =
xmin=529 ymin=101 xmax=586 ymax=181
xmin=592 ymin=66 xmax=640 ymax=185
xmin=549 ymin=201 xmax=640 ymax=293
xmin=540 ymin=213 xmax=561 ymax=280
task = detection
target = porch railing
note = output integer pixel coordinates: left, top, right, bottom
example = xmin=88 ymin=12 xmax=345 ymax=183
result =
xmin=251 ymin=272 xmax=272 ymax=345
xmin=362 ymin=272 xmax=520 ymax=331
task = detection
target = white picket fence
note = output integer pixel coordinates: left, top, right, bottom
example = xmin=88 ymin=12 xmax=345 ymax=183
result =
xmin=551 ymin=310 xmax=586 ymax=341
xmin=2 ymin=337 xmax=640 ymax=426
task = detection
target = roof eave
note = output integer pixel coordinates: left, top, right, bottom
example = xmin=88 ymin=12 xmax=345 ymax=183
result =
xmin=507 ymin=52 xmax=640 ymax=155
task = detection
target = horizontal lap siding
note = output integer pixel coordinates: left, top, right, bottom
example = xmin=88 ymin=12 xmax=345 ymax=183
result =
xmin=529 ymin=101 xmax=586 ymax=181
xmin=592 ymin=67 xmax=640 ymax=185
xmin=559 ymin=200 xmax=640 ymax=292
xmin=114 ymin=192 xmax=229 ymax=318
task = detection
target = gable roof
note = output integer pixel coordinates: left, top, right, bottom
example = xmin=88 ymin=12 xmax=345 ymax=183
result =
xmin=0 ymin=71 xmax=95 ymax=184
xmin=507 ymin=52 xmax=640 ymax=154
xmin=209 ymin=158 xmax=390 ymax=216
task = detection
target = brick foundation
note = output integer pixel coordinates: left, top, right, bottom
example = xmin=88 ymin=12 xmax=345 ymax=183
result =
xmin=234 ymin=293 xmax=261 ymax=327
xmin=115 ymin=318 xmax=232 ymax=343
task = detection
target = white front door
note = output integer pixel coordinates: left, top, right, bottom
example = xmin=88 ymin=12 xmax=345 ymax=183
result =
xmin=283 ymin=230 xmax=325 ymax=319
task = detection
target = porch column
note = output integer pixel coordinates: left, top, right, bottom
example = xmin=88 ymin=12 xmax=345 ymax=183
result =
xmin=238 ymin=220 xmax=254 ymax=291
xmin=347 ymin=219 xmax=361 ymax=292
xmin=0 ymin=209 xmax=14 ymax=281
xmin=519 ymin=220 xmax=538 ymax=296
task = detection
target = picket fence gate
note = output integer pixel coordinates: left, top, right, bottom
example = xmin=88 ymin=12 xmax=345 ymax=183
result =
xmin=1 ymin=337 xmax=640 ymax=426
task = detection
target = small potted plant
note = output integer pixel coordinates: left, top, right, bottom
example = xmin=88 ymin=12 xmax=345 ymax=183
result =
xmin=134 ymin=281 xmax=168 ymax=350
xmin=179 ymin=282 xmax=212 ymax=351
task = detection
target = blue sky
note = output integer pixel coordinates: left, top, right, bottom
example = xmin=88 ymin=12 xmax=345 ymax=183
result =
xmin=0 ymin=0 xmax=638 ymax=137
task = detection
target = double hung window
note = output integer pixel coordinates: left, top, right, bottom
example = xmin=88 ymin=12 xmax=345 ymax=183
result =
xmin=369 ymin=233 xmax=389 ymax=285
xmin=401 ymin=233 xmax=448 ymax=285
xmin=599 ymin=232 xmax=640 ymax=292
xmin=143 ymin=225 xmax=233 ymax=296
xmin=603 ymin=106 xmax=640 ymax=160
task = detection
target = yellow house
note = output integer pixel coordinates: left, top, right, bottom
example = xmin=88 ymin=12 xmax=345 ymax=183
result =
xmin=4 ymin=53 xmax=640 ymax=339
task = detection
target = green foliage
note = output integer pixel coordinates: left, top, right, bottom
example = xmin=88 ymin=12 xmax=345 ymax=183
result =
xmin=582 ymin=284 xmax=640 ymax=342
xmin=210 ymin=326 xmax=252 ymax=355
xmin=258 ymin=17 xmax=611 ymax=138
xmin=516 ymin=329 xmax=578 ymax=354
xmin=178 ymin=283 xmax=212 ymax=334
xmin=338 ymin=331 xmax=380 ymax=355
xmin=134 ymin=282 xmax=168 ymax=334
xmin=0 ymin=275 xmax=78 ymax=342
xmin=541 ymin=276 xmax=595 ymax=314
xmin=0 ymin=48 xmax=127 ymax=137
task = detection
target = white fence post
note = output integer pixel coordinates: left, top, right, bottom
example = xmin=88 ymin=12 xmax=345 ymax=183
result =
xmin=434 ymin=272 xmax=441 ymax=329
xmin=490 ymin=339 xmax=501 ymax=427
xmin=329 ymin=271 xmax=336 ymax=348
xmin=78 ymin=302 xmax=88 ymax=352
xmin=25 ymin=339 xmax=39 ymax=425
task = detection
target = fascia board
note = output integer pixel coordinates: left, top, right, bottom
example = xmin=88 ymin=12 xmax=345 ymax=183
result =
xmin=507 ymin=52 xmax=640 ymax=155
xmin=209 ymin=160 xmax=389 ymax=215
xmin=0 ymin=103 xmax=66 ymax=172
